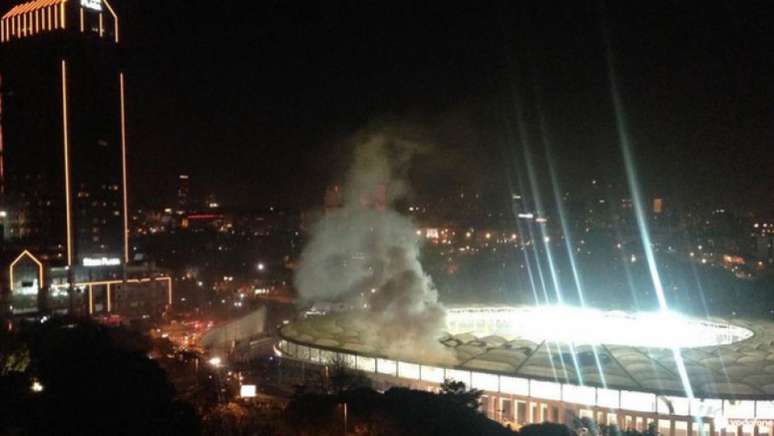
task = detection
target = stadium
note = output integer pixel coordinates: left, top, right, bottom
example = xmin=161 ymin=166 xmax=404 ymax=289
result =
xmin=279 ymin=305 xmax=774 ymax=436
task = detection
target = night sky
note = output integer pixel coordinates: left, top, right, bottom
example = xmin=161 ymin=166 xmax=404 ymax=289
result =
xmin=110 ymin=1 xmax=773 ymax=212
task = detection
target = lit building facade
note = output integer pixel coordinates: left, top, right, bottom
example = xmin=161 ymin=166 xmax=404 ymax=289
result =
xmin=0 ymin=0 xmax=170 ymax=316
xmin=177 ymin=174 xmax=190 ymax=213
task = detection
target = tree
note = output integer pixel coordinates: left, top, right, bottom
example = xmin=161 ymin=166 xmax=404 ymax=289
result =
xmin=439 ymin=378 xmax=483 ymax=409
xmin=327 ymin=354 xmax=372 ymax=394
xmin=570 ymin=416 xmax=601 ymax=435
xmin=520 ymin=422 xmax=575 ymax=436
xmin=570 ymin=416 xmax=659 ymax=436
xmin=283 ymin=385 xmax=516 ymax=436
xmin=0 ymin=325 xmax=29 ymax=375
xmin=2 ymin=317 xmax=201 ymax=436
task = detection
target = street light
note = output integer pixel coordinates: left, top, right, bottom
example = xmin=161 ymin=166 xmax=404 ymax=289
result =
xmin=31 ymin=380 xmax=44 ymax=393
xmin=339 ymin=402 xmax=348 ymax=436
xmin=208 ymin=356 xmax=225 ymax=404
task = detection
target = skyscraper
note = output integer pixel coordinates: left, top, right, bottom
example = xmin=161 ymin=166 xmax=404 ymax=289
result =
xmin=177 ymin=174 xmax=190 ymax=212
xmin=0 ymin=0 xmax=170 ymax=316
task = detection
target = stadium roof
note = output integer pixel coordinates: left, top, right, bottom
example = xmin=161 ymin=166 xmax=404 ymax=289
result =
xmin=281 ymin=310 xmax=774 ymax=400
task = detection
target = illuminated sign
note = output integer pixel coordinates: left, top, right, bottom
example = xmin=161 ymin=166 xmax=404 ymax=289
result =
xmin=240 ymin=385 xmax=256 ymax=398
xmin=83 ymin=257 xmax=121 ymax=267
xmin=81 ymin=0 xmax=102 ymax=11
xmin=725 ymin=419 xmax=773 ymax=427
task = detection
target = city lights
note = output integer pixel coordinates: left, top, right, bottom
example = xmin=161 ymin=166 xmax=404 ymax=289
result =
xmin=0 ymin=0 xmax=770 ymax=434
xmin=240 ymin=384 xmax=257 ymax=398
xmin=30 ymin=380 xmax=43 ymax=393
xmin=120 ymin=72 xmax=129 ymax=263
xmin=82 ymin=257 xmax=121 ymax=267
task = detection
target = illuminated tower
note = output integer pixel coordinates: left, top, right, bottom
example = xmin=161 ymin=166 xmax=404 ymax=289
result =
xmin=0 ymin=0 xmax=170 ymax=316
xmin=177 ymin=174 xmax=190 ymax=212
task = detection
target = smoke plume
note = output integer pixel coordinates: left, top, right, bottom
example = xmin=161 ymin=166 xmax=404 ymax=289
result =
xmin=294 ymin=128 xmax=449 ymax=361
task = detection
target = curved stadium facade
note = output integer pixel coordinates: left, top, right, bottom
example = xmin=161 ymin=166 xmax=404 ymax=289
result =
xmin=279 ymin=306 xmax=774 ymax=436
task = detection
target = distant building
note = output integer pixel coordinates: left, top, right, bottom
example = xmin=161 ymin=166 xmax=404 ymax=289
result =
xmin=177 ymin=174 xmax=190 ymax=212
xmin=0 ymin=0 xmax=171 ymax=317
xmin=324 ymin=185 xmax=343 ymax=211
xmin=205 ymin=193 xmax=219 ymax=209
xmin=653 ymin=198 xmax=663 ymax=214
xmin=511 ymin=193 xmax=528 ymax=219
xmin=755 ymin=236 xmax=773 ymax=263
xmin=324 ymin=182 xmax=387 ymax=212
xmin=753 ymin=222 xmax=774 ymax=263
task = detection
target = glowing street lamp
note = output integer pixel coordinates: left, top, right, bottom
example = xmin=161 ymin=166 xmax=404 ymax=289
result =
xmin=208 ymin=356 xmax=222 ymax=368
xmin=31 ymin=380 xmax=44 ymax=393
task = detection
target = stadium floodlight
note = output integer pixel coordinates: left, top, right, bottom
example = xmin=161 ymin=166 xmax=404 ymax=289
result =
xmin=446 ymin=306 xmax=752 ymax=349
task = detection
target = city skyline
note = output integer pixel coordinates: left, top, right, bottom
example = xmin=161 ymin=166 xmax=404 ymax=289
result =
xmin=0 ymin=0 xmax=171 ymax=316
xmin=1 ymin=2 xmax=774 ymax=435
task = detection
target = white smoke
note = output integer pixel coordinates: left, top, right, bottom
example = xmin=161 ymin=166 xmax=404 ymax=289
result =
xmin=294 ymin=129 xmax=450 ymax=361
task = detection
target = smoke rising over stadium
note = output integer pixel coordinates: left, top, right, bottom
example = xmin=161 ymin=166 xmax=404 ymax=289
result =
xmin=294 ymin=129 xmax=448 ymax=359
